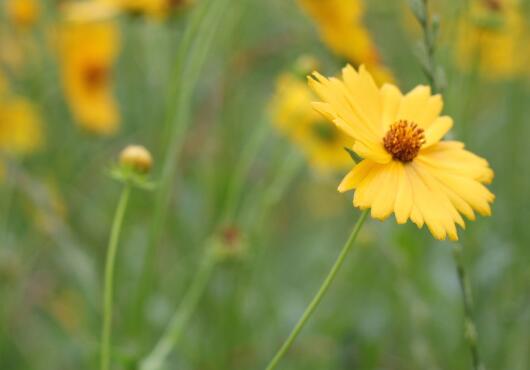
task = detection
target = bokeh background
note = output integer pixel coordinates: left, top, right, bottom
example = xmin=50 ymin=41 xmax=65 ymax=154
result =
xmin=1 ymin=0 xmax=529 ymax=369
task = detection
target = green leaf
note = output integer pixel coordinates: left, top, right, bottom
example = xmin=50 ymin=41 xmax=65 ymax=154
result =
xmin=344 ymin=147 xmax=359 ymax=164
xmin=408 ymin=0 xmax=426 ymax=25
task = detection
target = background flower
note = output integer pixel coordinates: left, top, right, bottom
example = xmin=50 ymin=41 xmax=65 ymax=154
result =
xmin=57 ymin=2 xmax=121 ymax=135
xmin=271 ymin=71 xmax=354 ymax=172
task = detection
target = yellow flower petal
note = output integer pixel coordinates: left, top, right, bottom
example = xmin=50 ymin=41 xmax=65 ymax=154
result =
xmin=394 ymin=162 xmax=413 ymax=224
xmin=370 ymin=161 xmax=400 ymax=220
xmin=352 ymin=140 xmax=391 ymax=164
xmin=380 ymin=83 xmax=402 ymax=131
xmin=423 ymin=116 xmax=453 ymax=147
xmin=396 ymin=86 xmax=443 ymax=130
xmin=338 ymin=159 xmax=376 ymax=193
xmin=271 ymin=71 xmax=354 ymax=172
xmin=418 ymin=141 xmax=494 ymax=183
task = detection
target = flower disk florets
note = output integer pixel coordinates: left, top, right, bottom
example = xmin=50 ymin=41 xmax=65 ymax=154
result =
xmin=383 ymin=120 xmax=425 ymax=162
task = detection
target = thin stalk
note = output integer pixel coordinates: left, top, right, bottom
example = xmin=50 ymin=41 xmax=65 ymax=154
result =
xmin=452 ymin=244 xmax=484 ymax=370
xmin=140 ymin=117 xmax=268 ymax=369
xmin=134 ymin=0 xmax=230 ymax=324
xmin=100 ymin=185 xmax=131 ymax=370
xmin=264 ymin=210 xmax=369 ymax=370
xmin=220 ymin=119 xmax=270 ymax=224
xmin=410 ymin=0 xmax=443 ymax=93
xmin=260 ymin=152 xmax=303 ymax=216
xmin=1 ymin=158 xmax=16 ymax=244
xmin=140 ymin=252 xmax=217 ymax=370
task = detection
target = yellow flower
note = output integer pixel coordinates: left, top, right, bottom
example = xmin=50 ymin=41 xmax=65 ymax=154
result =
xmin=455 ymin=0 xmax=529 ymax=78
xmin=298 ymin=0 xmax=394 ymax=85
xmin=298 ymin=0 xmax=363 ymax=29
xmin=101 ymin=0 xmax=192 ymax=18
xmin=309 ymin=65 xmax=494 ymax=240
xmin=58 ymin=2 xmax=121 ymax=135
xmin=5 ymin=0 xmax=40 ymax=28
xmin=0 ymin=96 xmax=43 ymax=155
xmin=271 ymin=72 xmax=354 ymax=172
xmin=0 ymin=80 xmax=43 ymax=180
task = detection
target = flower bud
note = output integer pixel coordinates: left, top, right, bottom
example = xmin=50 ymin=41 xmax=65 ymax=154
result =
xmin=119 ymin=145 xmax=153 ymax=174
xmin=292 ymin=55 xmax=319 ymax=80
xmin=212 ymin=225 xmax=247 ymax=261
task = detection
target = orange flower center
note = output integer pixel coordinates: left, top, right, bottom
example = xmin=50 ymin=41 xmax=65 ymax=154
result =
xmin=83 ymin=64 xmax=108 ymax=91
xmin=383 ymin=120 xmax=425 ymax=162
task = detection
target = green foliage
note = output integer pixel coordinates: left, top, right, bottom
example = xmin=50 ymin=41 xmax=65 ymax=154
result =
xmin=1 ymin=1 xmax=530 ymax=370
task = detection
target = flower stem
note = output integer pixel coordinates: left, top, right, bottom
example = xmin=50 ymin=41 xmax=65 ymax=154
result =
xmin=140 ymin=251 xmax=217 ymax=370
xmin=452 ymin=244 xmax=484 ymax=370
xmin=133 ymin=0 xmax=230 ymax=328
xmin=264 ymin=209 xmax=369 ymax=370
xmin=100 ymin=184 xmax=131 ymax=370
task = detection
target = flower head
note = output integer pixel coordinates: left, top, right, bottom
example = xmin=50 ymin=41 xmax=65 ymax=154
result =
xmin=0 ymin=78 xmax=43 ymax=180
xmin=298 ymin=0 xmax=394 ymax=85
xmin=101 ymin=0 xmax=193 ymax=19
xmin=120 ymin=145 xmax=153 ymax=174
xmin=6 ymin=0 xmax=40 ymax=29
xmin=58 ymin=2 xmax=121 ymax=135
xmin=0 ymin=77 xmax=43 ymax=155
xmin=309 ymin=65 xmax=494 ymax=240
xmin=270 ymin=68 xmax=354 ymax=172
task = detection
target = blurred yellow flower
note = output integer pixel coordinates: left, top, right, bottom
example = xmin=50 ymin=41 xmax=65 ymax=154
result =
xmin=271 ymin=72 xmax=354 ymax=172
xmin=58 ymin=2 xmax=121 ymax=135
xmin=456 ymin=0 xmax=529 ymax=78
xmin=0 ymin=76 xmax=43 ymax=179
xmin=309 ymin=65 xmax=494 ymax=240
xmin=0 ymin=96 xmax=43 ymax=155
xmin=5 ymin=0 xmax=40 ymax=28
xmin=298 ymin=0 xmax=394 ymax=85
xmin=101 ymin=0 xmax=192 ymax=19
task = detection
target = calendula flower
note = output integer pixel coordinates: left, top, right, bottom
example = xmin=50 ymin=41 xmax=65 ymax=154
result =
xmin=455 ymin=0 xmax=529 ymax=78
xmin=58 ymin=2 xmax=121 ymax=135
xmin=101 ymin=0 xmax=192 ymax=19
xmin=298 ymin=0 xmax=394 ymax=85
xmin=271 ymin=71 xmax=354 ymax=172
xmin=309 ymin=65 xmax=494 ymax=240
xmin=5 ymin=0 xmax=40 ymax=28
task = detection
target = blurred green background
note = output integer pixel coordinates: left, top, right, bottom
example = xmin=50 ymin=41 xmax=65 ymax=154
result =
xmin=1 ymin=0 xmax=529 ymax=369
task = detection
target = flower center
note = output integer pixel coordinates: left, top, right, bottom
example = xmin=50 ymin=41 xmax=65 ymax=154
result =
xmin=383 ymin=120 xmax=425 ymax=162
xmin=311 ymin=121 xmax=338 ymax=143
xmin=83 ymin=64 xmax=108 ymax=91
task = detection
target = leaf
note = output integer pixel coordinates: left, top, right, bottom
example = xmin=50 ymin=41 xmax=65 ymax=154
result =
xmin=408 ymin=0 xmax=426 ymax=25
xmin=344 ymin=147 xmax=359 ymax=164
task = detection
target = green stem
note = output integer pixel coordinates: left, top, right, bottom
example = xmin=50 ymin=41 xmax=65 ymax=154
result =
xmin=100 ymin=185 xmax=131 ymax=370
xmin=220 ymin=119 xmax=270 ymax=224
xmin=264 ymin=210 xmax=369 ymax=370
xmin=134 ymin=0 xmax=229 ymax=325
xmin=140 ymin=252 xmax=217 ymax=370
xmin=452 ymin=244 xmax=484 ymax=370
xmin=1 ymin=158 xmax=16 ymax=244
